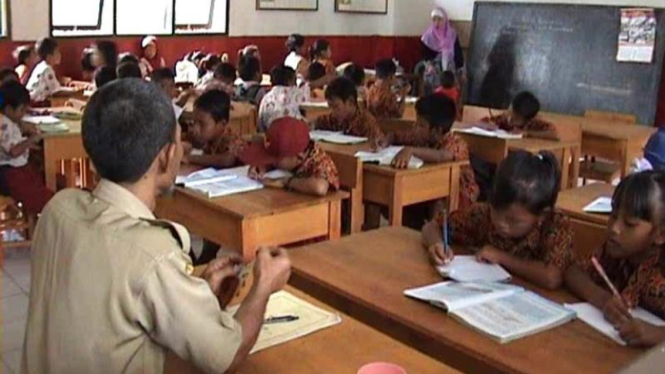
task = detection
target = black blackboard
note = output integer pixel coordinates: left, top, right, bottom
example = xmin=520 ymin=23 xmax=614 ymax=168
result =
xmin=466 ymin=2 xmax=665 ymax=125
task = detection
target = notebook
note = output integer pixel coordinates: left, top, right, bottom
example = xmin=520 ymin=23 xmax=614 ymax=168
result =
xmin=38 ymin=123 xmax=70 ymax=133
xmin=355 ymin=146 xmax=424 ymax=169
xmin=23 ymin=115 xmax=62 ymax=125
xmin=405 ymin=281 xmax=575 ymax=343
xmin=176 ymin=166 xmax=263 ymax=198
xmin=564 ymin=303 xmax=665 ymax=346
xmin=583 ymin=197 xmax=613 ymax=214
xmin=263 ymin=169 xmax=293 ymax=180
xmin=437 ymin=256 xmax=511 ymax=283
xmin=455 ymin=126 xmax=523 ymax=140
xmin=310 ymin=130 xmax=368 ymax=145
xmin=175 ymin=167 xmax=239 ymax=187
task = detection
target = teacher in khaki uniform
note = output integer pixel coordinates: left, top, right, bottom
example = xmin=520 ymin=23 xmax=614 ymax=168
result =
xmin=22 ymin=79 xmax=291 ymax=374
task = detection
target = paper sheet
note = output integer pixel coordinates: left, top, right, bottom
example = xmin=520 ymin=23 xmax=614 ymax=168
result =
xmin=404 ymin=281 xmax=521 ymax=312
xmin=189 ymin=176 xmax=264 ymax=198
xmin=455 ymin=126 xmax=523 ymax=140
xmin=229 ymin=291 xmax=341 ymax=354
xmin=565 ymin=303 xmax=665 ymax=346
xmin=301 ymin=101 xmax=329 ymax=108
xmin=453 ymin=292 xmax=575 ymax=343
xmin=310 ymin=130 xmax=368 ymax=145
xmin=583 ymin=197 xmax=613 ymax=214
xmin=263 ymin=169 xmax=294 ymax=180
xmin=38 ymin=123 xmax=70 ymax=133
xmin=437 ymin=256 xmax=511 ymax=283
xmin=355 ymin=146 xmax=424 ymax=169
xmin=175 ymin=168 xmax=238 ymax=187
xmin=23 ymin=116 xmax=61 ymax=125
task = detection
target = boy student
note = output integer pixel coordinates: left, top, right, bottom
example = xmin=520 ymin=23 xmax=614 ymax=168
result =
xmin=199 ymin=62 xmax=236 ymax=96
xmin=258 ymin=66 xmax=308 ymax=132
xmin=388 ymin=94 xmax=479 ymax=209
xmin=482 ymin=91 xmax=559 ymax=140
xmin=314 ymin=77 xmax=384 ymax=143
xmin=27 ymin=38 xmax=78 ymax=104
xmin=306 ymin=62 xmax=327 ymax=100
xmin=151 ymin=68 xmax=191 ymax=122
xmin=116 ymin=62 xmax=143 ymax=79
xmin=187 ymin=89 xmax=245 ymax=168
xmin=94 ymin=66 xmax=117 ymax=89
xmin=242 ymin=117 xmax=340 ymax=197
xmin=366 ymin=59 xmax=410 ymax=120
xmin=343 ymin=64 xmax=367 ymax=101
xmin=0 ymin=81 xmax=54 ymax=215
xmin=235 ymin=56 xmax=267 ymax=105
xmin=22 ymin=78 xmax=292 ymax=373
xmin=0 ymin=68 xmax=19 ymax=86
xmin=435 ymin=70 xmax=460 ymax=103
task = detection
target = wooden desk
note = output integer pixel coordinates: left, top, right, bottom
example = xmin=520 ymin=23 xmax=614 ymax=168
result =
xmin=301 ymin=100 xmax=417 ymax=123
xmin=557 ymin=183 xmax=613 ymax=257
xmin=165 ymin=286 xmax=459 ymax=374
xmin=41 ymin=114 xmax=86 ymax=191
xmin=155 ymin=187 xmax=347 ymax=260
xmin=288 ymin=227 xmax=643 ymax=374
xmin=320 ymin=142 xmax=466 ymax=226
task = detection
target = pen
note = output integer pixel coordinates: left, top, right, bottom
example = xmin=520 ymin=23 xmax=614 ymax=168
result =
xmin=591 ymin=257 xmax=626 ymax=307
xmin=265 ymin=315 xmax=299 ymax=324
xmin=442 ymin=209 xmax=450 ymax=258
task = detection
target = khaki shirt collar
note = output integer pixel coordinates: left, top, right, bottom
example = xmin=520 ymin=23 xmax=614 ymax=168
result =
xmin=93 ymin=179 xmax=156 ymax=220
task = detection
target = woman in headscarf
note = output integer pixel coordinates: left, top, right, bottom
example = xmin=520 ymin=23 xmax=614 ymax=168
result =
xmin=138 ymin=35 xmax=166 ymax=78
xmin=421 ymin=8 xmax=464 ymax=72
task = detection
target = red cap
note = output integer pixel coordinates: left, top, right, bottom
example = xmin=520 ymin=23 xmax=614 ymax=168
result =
xmin=241 ymin=117 xmax=311 ymax=167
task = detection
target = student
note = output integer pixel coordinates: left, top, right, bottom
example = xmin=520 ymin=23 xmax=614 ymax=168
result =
xmin=482 ymin=91 xmax=559 ymax=140
xmin=389 ymin=94 xmax=479 ymax=209
xmin=284 ymin=34 xmax=309 ymax=79
xmin=188 ymin=90 xmax=245 ymax=168
xmin=13 ymin=45 xmax=38 ymax=85
xmin=235 ymin=56 xmax=267 ymax=105
xmin=150 ymin=68 xmax=183 ymax=121
xmin=422 ymin=150 xmax=573 ymax=289
xmin=200 ymin=62 xmax=236 ymax=95
xmin=314 ymin=77 xmax=384 ymax=142
xmin=310 ymin=39 xmax=335 ymax=74
xmin=435 ymin=70 xmax=459 ymax=103
xmin=632 ymin=127 xmax=665 ymax=173
xmin=258 ymin=66 xmax=310 ymax=132
xmin=81 ymin=48 xmax=96 ymax=82
xmin=91 ymin=40 xmax=119 ymax=69
xmin=94 ymin=66 xmax=117 ymax=88
xmin=0 ymin=81 xmax=54 ymax=215
xmin=366 ymin=59 xmax=409 ymax=120
xmin=307 ymin=62 xmax=327 ymax=100
xmin=197 ymin=54 xmax=222 ymax=89
xmin=118 ymin=53 xmax=140 ymax=66
xmin=242 ymin=117 xmax=340 ymax=196
xmin=0 ymin=68 xmax=19 ymax=86
xmin=116 ymin=62 xmax=143 ymax=79
xmin=343 ymin=64 xmax=367 ymax=101
xmin=139 ymin=35 xmax=166 ymax=77
xmin=565 ymin=171 xmax=665 ymax=347
xmin=26 ymin=38 xmax=77 ymax=104
xmin=22 ymin=78 xmax=291 ymax=373
xmin=175 ymin=51 xmax=202 ymax=85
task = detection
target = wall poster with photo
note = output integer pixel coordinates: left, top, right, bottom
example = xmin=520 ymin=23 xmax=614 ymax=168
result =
xmin=335 ymin=0 xmax=388 ymax=14
xmin=256 ymin=0 xmax=318 ymax=11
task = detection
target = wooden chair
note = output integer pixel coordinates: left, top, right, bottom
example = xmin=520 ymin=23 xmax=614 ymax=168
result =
xmin=552 ymin=121 xmax=583 ymax=189
xmin=379 ymin=118 xmax=415 ymax=135
xmin=327 ymin=151 xmax=364 ymax=234
xmin=0 ymin=196 xmax=35 ymax=266
xmin=229 ymin=102 xmax=258 ymax=137
xmin=580 ymin=110 xmax=637 ymax=184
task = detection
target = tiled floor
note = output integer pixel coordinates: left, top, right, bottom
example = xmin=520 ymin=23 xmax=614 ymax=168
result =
xmin=1 ymin=247 xmax=31 ymax=374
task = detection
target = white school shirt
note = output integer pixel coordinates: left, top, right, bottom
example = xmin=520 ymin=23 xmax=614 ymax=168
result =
xmin=0 ymin=116 xmax=29 ymax=167
xmin=27 ymin=61 xmax=62 ymax=103
xmin=258 ymin=84 xmax=311 ymax=132
xmin=172 ymin=102 xmax=184 ymax=122
xmin=285 ymin=52 xmax=305 ymax=72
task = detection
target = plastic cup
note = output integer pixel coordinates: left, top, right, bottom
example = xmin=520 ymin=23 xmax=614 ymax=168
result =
xmin=357 ymin=362 xmax=407 ymax=374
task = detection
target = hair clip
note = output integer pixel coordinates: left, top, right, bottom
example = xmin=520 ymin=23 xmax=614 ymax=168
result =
xmin=536 ymin=154 xmax=544 ymax=161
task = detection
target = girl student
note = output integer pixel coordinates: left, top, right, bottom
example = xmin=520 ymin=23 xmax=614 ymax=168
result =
xmin=422 ymin=150 xmax=574 ymax=290
xmin=565 ymin=171 xmax=665 ymax=348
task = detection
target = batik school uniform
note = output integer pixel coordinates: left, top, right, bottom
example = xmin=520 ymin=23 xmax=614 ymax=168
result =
xmin=483 ymin=114 xmax=558 ymax=136
xmin=314 ymin=58 xmax=336 ymax=75
xmin=234 ymin=80 xmax=267 ymax=106
xmin=292 ymin=141 xmax=340 ymax=190
xmin=578 ymin=246 xmax=665 ymax=319
xmin=0 ymin=116 xmax=54 ymax=214
xmin=258 ymin=85 xmax=310 ymax=132
xmin=393 ymin=128 xmax=479 ymax=209
xmin=202 ymin=127 xmax=247 ymax=162
xmin=314 ymin=109 xmax=384 ymax=142
xmin=366 ymin=84 xmax=401 ymax=120
xmin=26 ymin=60 xmax=61 ymax=104
xmin=446 ymin=202 xmax=574 ymax=270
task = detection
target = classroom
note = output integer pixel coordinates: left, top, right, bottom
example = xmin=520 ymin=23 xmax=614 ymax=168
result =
xmin=1 ymin=0 xmax=665 ymax=372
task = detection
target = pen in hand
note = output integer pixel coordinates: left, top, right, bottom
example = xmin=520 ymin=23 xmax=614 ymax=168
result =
xmin=264 ymin=315 xmax=300 ymax=324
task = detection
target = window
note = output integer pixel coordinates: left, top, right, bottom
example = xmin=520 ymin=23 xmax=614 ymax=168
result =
xmin=115 ymin=0 xmax=173 ymax=35
xmin=0 ymin=0 xmax=7 ymax=37
xmin=175 ymin=0 xmax=228 ymax=35
xmin=52 ymin=0 xmax=113 ymax=37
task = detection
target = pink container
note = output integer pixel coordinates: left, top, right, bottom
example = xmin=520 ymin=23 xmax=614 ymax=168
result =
xmin=357 ymin=362 xmax=407 ymax=374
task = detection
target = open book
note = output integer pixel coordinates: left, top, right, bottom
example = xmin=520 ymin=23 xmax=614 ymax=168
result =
xmin=583 ymin=197 xmax=613 ymax=214
xmin=355 ymin=146 xmax=424 ymax=169
xmin=565 ymin=303 xmax=665 ymax=346
xmin=176 ymin=166 xmax=263 ymax=198
xmin=455 ymin=126 xmax=523 ymax=140
xmin=310 ymin=130 xmax=368 ymax=145
xmin=405 ymin=281 xmax=575 ymax=343
xmin=437 ymin=256 xmax=511 ymax=283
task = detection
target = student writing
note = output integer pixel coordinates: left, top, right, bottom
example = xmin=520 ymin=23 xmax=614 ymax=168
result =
xmin=482 ymin=91 xmax=559 ymax=140
xmin=366 ymin=59 xmax=409 ymax=120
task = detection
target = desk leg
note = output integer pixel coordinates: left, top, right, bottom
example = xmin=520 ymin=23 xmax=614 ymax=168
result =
xmin=240 ymin=220 xmax=259 ymax=262
xmin=328 ymin=200 xmax=341 ymax=240
xmin=571 ymin=146 xmax=580 ymax=189
xmin=389 ymin=177 xmax=404 ymax=227
xmin=43 ymin=141 xmax=58 ymax=191
xmin=448 ymin=166 xmax=460 ymax=212
xmin=620 ymin=141 xmax=630 ymax=179
xmin=349 ymin=187 xmax=364 ymax=234
xmin=560 ymin=148 xmax=571 ymax=190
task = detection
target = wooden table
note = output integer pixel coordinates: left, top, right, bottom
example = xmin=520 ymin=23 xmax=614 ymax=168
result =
xmin=301 ymin=100 xmax=417 ymax=122
xmin=41 ymin=114 xmax=86 ymax=191
xmin=155 ymin=187 xmax=347 ymax=260
xmin=320 ymin=142 xmax=466 ymax=227
xmin=288 ymin=227 xmax=644 ymax=374
xmin=165 ymin=286 xmax=459 ymax=374
xmin=557 ymin=183 xmax=614 ymax=258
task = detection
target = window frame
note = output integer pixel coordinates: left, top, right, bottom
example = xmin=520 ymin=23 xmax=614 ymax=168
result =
xmin=49 ymin=0 xmax=230 ymax=38
xmin=0 ymin=0 xmax=11 ymax=39
xmin=49 ymin=0 xmax=113 ymax=37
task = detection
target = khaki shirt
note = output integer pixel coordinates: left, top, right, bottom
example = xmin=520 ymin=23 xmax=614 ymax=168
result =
xmin=22 ymin=180 xmax=242 ymax=374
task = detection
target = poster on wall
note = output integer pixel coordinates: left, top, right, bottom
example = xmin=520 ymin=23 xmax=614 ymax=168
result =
xmin=617 ymin=8 xmax=657 ymax=63
xmin=256 ymin=0 xmax=318 ymax=11
xmin=335 ymin=0 xmax=388 ymax=15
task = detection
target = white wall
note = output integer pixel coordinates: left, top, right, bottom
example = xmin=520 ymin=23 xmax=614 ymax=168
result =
xmin=7 ymin=0 xmax=665 ymax=41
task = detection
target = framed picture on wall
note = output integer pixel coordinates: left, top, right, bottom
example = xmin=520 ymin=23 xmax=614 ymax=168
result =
xmin=335 ymin=0 xmax=388 ymax=14
xmin=256 ymin=0 xmax=318 ymax=11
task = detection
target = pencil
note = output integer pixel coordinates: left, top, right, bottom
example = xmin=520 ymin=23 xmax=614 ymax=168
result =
xmin=591 ymin=257 xmax=621 ymax=298
xmin=442 ymin=209 xmax=449 ymax=256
